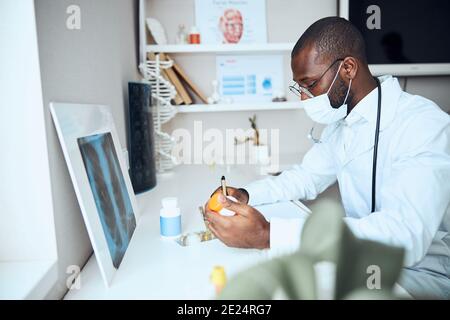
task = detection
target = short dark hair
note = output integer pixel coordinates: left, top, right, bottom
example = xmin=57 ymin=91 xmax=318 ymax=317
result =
xmin=291 ymin=17 xmax=367 ymax=64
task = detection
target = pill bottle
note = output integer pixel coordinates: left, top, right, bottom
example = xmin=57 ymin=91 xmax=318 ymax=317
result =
xmin=160 ymin=197 xmax=181 ymax=239
xmin=189 ymin=26 xmax=201 ymax=44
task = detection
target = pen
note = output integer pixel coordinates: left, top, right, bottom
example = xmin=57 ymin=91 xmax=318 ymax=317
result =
xmin=221 ymin=175 xmax=227 ymax=196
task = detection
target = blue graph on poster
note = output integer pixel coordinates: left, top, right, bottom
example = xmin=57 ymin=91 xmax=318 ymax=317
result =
xmin=217 ymin=55 xmax=283 ymax=103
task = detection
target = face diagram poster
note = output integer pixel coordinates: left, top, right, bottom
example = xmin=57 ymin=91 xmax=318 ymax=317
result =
xmin=195 ymin=0 xmax=267 ymax=44
xmin=216 ymin=55 xmax=284 ymax=103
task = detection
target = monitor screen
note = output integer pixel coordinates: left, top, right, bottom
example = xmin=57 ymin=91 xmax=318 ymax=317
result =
xmin=341 ymin=0 xmax=450 ymax=75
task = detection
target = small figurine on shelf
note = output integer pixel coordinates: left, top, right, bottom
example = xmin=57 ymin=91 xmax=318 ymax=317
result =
xmin=176 ymin=24 xmax=188 ymax=44
xmin=207 ymin=80 xmax=221 ymax=104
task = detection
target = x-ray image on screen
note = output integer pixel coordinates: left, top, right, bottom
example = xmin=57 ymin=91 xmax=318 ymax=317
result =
xmin=78 ymin=132 xmax=136 ymax=269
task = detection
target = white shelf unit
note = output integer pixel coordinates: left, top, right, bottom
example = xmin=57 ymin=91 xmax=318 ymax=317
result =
xmin=138 ymin=0 xmax=297 ymax=113
xmin=177 ymin=101 xmax=300 ymax=113
xmin=146 ymin=43 xmax=294 ymax=54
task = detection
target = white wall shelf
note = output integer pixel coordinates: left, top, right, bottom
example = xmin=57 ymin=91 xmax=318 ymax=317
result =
xmin=146 ymin=43 xmax=294 ymax=54
xmin=138 ymin=0 xmax=299 ymax=114
xmin=176 ymin=101 xmax=300 ymax=113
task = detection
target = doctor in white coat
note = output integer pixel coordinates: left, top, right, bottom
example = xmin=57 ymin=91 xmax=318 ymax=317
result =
xmin=205 ymin=17 xmax=450 ymax=299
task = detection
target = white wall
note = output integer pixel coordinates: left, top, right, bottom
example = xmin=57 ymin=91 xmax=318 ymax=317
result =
xmin=404 ymin=76 xmax=450 ymax=112
xmin=0 ymin=1 xmax=57 ymax=262
xmin=34 ymin=0 xmax=141 ymax=299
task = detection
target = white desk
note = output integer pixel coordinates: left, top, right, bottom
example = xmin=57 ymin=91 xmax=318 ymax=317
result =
xmin=64 ymin=156 xmax=307 ymax=299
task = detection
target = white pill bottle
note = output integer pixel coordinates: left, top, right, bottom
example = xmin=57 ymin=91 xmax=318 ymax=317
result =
xmin=160 ymin=197 xmax=181 ymax=239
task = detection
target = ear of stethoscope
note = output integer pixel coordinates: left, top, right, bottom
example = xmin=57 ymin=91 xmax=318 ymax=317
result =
xmin=308 ymin=126 xmax=322 ymax=144
xmin=307 ymin=77 xmax=382 ymax=213
xmin=308 ymin=124 xmax=343 ymax=144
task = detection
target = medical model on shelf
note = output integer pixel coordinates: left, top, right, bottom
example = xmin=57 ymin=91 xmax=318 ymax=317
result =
xmin=207 ymin=80 xmax=222 ymax=104
xmin=139 ymin=54 xmax=178 ymax=173
xmin=176 ymin=24 xmax=188 ymax=44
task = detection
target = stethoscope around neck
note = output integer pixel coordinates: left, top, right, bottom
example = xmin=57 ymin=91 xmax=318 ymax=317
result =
xmin=307 ymin=126 xmax=323 ymax=144
xmin=307 ymin=77 xmax=382 ymax=213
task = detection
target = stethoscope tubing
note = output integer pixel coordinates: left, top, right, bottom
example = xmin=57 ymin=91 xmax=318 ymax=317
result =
xmin=307 ymin=78 xmax=382 ymax=213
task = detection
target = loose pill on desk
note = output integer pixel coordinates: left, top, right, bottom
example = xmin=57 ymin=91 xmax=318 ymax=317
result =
xmin=210 ymin=266 xmax=227 ymax=295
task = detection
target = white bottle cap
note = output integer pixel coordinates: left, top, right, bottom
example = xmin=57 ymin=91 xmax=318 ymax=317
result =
xmin=190 ymin=26 xmax=199 ymax=34
xmin=161 ymin=197 xmax=178 ymax=209
xmin=160 ymin=197 xmax=180 ymax=218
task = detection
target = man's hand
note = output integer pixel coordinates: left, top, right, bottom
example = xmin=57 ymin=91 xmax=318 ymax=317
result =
xmin=204 ymin=193 xmax=270 ymax=249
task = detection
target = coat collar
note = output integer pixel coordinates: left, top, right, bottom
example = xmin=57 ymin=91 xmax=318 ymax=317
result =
xmin=338 ymin=76 xmax=403 ymax=167
xmin=343 ymin=75 xmax=402 ymax=131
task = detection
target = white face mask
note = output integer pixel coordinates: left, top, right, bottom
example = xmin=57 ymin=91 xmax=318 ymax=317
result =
xmin=299 ymin=62 xmax=352 ymax=125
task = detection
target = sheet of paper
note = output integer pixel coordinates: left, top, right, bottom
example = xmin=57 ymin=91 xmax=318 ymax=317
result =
xmin=255 ymin=200 xmax=311 ymax=222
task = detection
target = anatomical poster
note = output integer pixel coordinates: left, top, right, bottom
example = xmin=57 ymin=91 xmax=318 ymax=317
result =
xmin=195 ymin=0 xmax=267 ymax=44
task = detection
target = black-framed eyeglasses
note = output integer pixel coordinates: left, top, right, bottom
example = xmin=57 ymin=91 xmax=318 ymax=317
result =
xmin=289 ymin=58 xmax=344 ymax=98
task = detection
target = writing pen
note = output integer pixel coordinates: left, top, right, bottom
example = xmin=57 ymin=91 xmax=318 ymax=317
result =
xmin=221 ymin=175 xmax=227 ymax=196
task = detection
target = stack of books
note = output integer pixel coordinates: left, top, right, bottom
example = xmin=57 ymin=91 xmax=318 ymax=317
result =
xmin=147 ymin=52 xmax=208 ymax=106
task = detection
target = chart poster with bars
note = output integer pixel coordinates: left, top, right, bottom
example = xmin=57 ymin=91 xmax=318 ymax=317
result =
xmin=216 ymin=55 xmax=284 ymax=103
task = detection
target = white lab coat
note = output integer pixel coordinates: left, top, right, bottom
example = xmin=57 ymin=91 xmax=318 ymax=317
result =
xmin=245 ymin=76 xmax=450 ymax=299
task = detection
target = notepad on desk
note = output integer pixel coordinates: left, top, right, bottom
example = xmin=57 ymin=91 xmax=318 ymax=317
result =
xmin=255 ymin=200 xmax=311 ymax=222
